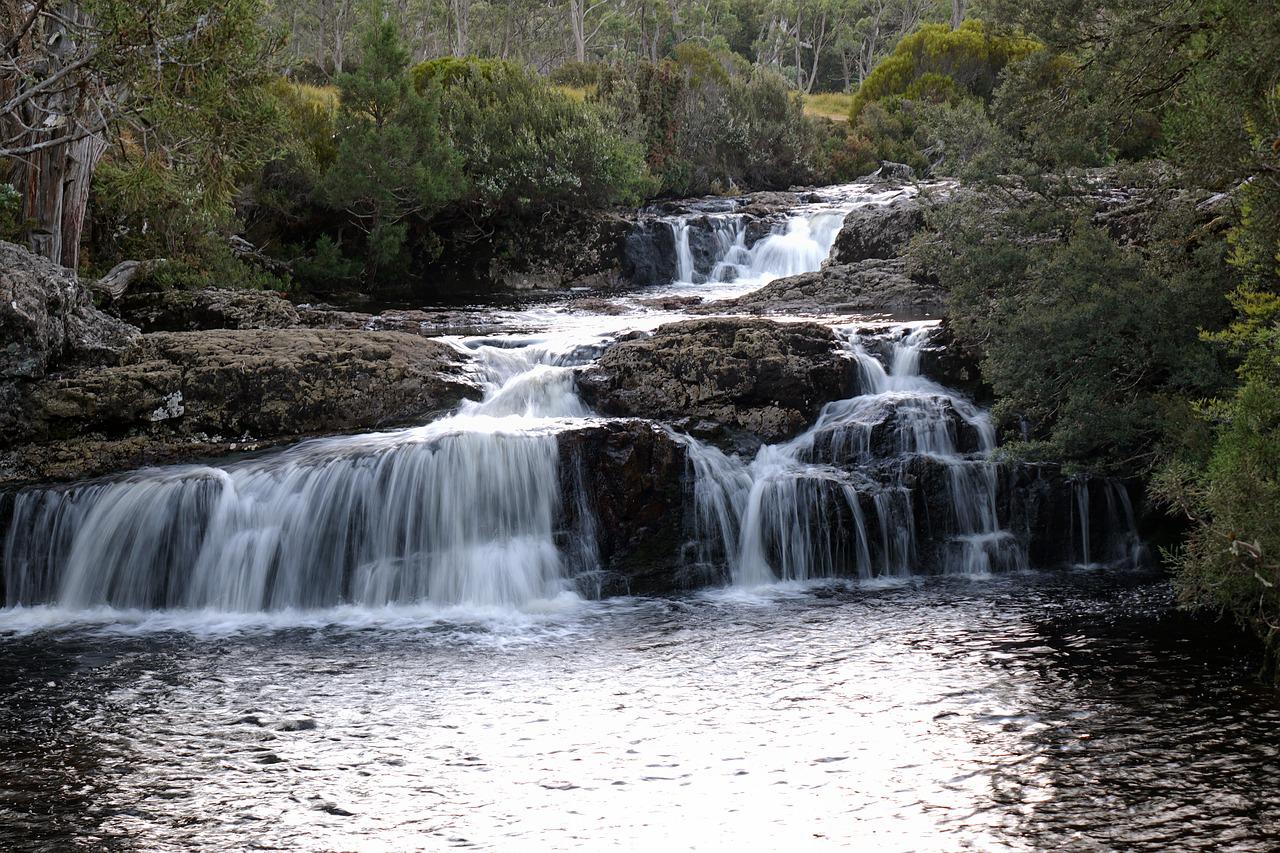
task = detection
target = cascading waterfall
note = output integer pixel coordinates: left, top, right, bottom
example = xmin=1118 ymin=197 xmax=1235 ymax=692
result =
xmin=1069 ymin=477 xmax=1149 ymax=568
xmin=678 ymin=327 xmax=1027 ymax=585
xmin=0 ymin=179 xmax=1147 ymax=619
xmin=1 ymin=337 xmax=606 ymax=612
xmin=664 ymin=208 xmax=849 ymax=286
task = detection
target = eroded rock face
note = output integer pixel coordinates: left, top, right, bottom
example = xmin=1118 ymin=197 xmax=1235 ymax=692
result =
xmin=558 ymin=420 xmax=693 ymax=594
xmin=577 ymin=318 xmax=854 ymax=443
xmin=829 ymin=195 xmax=925 ymax=264
xmin=118 ymin=287 xmax=300 ymax=332
xmin=0 ymin=240 xmax=137 ymax=380
xmin=2 ymin=329 xmax=479 ymax=485
xmin=702 ymin=258 xmax=946 ymax=319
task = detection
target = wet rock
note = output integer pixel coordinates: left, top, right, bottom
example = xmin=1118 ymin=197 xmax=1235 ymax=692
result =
xmin=558 ymin=420 xmax=693 ymax=594
xmin=623 ymin=220 xmax=678 ymax=287
xmin=872 ymin=161 xmax=916 ymax=182
xmin=634 ymin=295 xmax=704 ymax=310
xmin=577 ymin=318 xmax=855 ymax=443
xmin=803 ymin=396 xmax=988 ymax=465
xmin=739 ymin=191 xmax=801 ymax=218
xmin=0 ymin=240 xmax=138 ymax=380
xmin=1 ymin=329 xmax=479 ymax=485
xmin=916 ymin=321 xmax=989 ymax=402
xmin=701 ymin=258 xmax=946 ymax=319
xmin=296 ymin=306 xmax=511 ymax=338
xmin=829 ymin=195 xmax=925 ymax=264
xmin=117 ymin=287 xmax=300 ymax=332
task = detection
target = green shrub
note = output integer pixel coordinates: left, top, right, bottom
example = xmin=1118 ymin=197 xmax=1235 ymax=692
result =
xmin=549 ymin=61 xmax=607 ymax=88
xmin=416 ymin=57 xmax=652 ymax=210
xmin=1160 ymin=291 xmax=1280 ymax=671
xmin=594 ymin=54 xmax=816 ymax=196
xmin=850 ymin=20 xmax=1038 ymax=120
xmin=319 ymin=20 xmax=463 ymax=278
xmin=916 ymin=191 xmax=1234 ymax=475
xmin=0 ymin=183 xmax=25 ymax=242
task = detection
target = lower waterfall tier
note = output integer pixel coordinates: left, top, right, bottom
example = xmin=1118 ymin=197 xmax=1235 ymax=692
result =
xmin=1 ymin=326 xmax=1147 ymax=614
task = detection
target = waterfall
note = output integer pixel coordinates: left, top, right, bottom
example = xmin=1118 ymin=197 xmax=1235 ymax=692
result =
xmin=1069 ymin=477 xmax=1149 ymax=569
xmin=663 ymin=207 xmax=849 ymax=288
xmin=0 ymin=179 xmax=1147 ymax=621
xmin=3 ymin=429 xmax=571 ymax=610
xmin=1 ymin=333 xmax=610 ymax=613
xmin=679 ymin=326 xmax=1027 ymax=585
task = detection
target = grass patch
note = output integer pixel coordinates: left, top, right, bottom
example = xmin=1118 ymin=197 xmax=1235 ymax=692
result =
xmin=554 ymin=84 xmax=593 ymax=102
xmin=803 ymin=91 xmax=853 ymax=122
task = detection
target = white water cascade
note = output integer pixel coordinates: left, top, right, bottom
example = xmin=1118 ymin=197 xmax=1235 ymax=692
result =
xmin=679 ymin=327 xmax=1027 ymax=585
xmin=1 ymin=337 xmax=607 ymax=612
xmin=0 ymin=179 xmax=1143 ymax=620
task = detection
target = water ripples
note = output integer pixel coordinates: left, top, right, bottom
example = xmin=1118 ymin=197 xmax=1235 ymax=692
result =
xmin=0 ymin=572 xmax=1276 ymax=851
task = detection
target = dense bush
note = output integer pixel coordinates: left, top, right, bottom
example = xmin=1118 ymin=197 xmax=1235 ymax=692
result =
xmin=415 ymin=57 xmax=651 ymax=211
xmin=549 ymin=61 xmax=607 ymax=88
xmin=1159 ymin=290 xmax=1280 ymax=669
xmin=849 ymin=21 xmax=1037 ymax=120
xmin=319 ymin=20 xmax=462 ymax=279
xmin=594 ymin=48 xmax=816 ymax=196
xmin=915 ymin=190 xmax=1234 ymax=475
xmin=0 ymin=182 xmax=24 ymax=242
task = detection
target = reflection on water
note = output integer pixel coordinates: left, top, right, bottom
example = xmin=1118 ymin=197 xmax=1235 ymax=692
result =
xmin=0 ymin=571 xmax=1276 ymax=852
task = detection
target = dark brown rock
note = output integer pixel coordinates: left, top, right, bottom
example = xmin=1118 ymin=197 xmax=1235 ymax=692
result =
xmin=700 ymin=258 xmax=946 ymax=319
xmin=118 ymin=287 xmax=300 ymax=332
xmin=577 ymin=318 xmax=854 ymax=442
xmin=2 ymin=329 xmax=480 ymax=485
xmin=829 ymin=195 xmax=925 ymax=264
xmin=558 ymin=420 xmax=694 ymax=593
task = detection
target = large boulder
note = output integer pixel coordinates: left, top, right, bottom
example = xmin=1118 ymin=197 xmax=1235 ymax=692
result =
xmin=829 ymin=195 xmax=925 ymax=264
xmin=622 ymin=220 xmax=678 ymax=287
xmin=558 ymin=420 xmax=694 ymax=594
xmin=702 ymin=258 xmax=946 ymax=319
xmin=118 ymin=287 xmax=300 ymax=332
xmin=2 ymin=329 xmax=480 ymax=485
xmin=577 ymin=318 xmax=855 ymax=443
xmin=0 ymin=240 xmax=137 ymax=380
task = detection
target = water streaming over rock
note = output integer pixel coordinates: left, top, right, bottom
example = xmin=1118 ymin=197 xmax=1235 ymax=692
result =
xmin=677 ymin=326 xmax=1027 ymax=585
xmin=0 ymin=181 xmax=1143 ymax=618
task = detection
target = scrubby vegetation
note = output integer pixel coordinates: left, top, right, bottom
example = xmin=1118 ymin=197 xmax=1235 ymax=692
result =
xmin=905 ymin=0 xmax=1280 ymax=671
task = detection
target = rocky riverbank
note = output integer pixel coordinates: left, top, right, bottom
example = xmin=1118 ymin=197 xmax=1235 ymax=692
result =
xmin=1 ymin=241 xmax=479 ymax=486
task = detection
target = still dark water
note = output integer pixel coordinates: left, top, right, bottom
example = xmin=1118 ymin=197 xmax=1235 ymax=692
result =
xmin=0 ymin=570 xmax=1276 ymax=852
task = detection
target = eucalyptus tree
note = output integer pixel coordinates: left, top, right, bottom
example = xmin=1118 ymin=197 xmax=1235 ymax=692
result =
xmin=1 ymin=0 xmax=278 ymax=269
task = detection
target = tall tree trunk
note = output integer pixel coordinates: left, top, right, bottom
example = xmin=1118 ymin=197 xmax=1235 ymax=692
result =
xmin=2 ymin=1 xmax=107 ymax=269
xmin=570 ymin=0 xmax=587 ymax=63
xmin=951 ymin=0 xmax=964 ymax=29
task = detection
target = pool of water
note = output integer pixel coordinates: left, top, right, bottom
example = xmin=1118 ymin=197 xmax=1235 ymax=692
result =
xmin=0 ymin=570 xmax=1275 ymax=852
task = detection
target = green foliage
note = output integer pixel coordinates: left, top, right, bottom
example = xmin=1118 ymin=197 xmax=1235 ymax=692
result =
xmin=917 ymin=190 xmax=1233 ymax=475
xmin=291 ymin=234 xmax=363 ymax=290
xmin=319 ymin=19 xmax=463 ymax=276
xmin=1158 ymin=292 xmax=1280 ymax=670
xmin=417 ymin=57 xmax=651 ymax=211
xmin=850 ymin=21 xmax=1038 ymax=120
xmin=549 ymin=61 xmax=608 ymax=88
xmin=78 ymin=0 xmax=287 ymax=285
xmin=0 ymin=183 xmax=24 ymax=242
xmin=844 ymin=98 xmax=933 ymax=176
xmin=594 ymin=54 xmax=816 ymax=196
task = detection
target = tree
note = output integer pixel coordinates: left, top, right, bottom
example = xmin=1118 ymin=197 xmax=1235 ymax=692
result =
xmin=318 ymin=17 xmax=462 ymax=276
xmin=1 ymin=0 xmax=279 ymax=269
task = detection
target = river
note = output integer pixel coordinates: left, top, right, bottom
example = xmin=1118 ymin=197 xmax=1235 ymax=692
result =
xmin=1 ymin=181 xmax=1276 ymax=850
